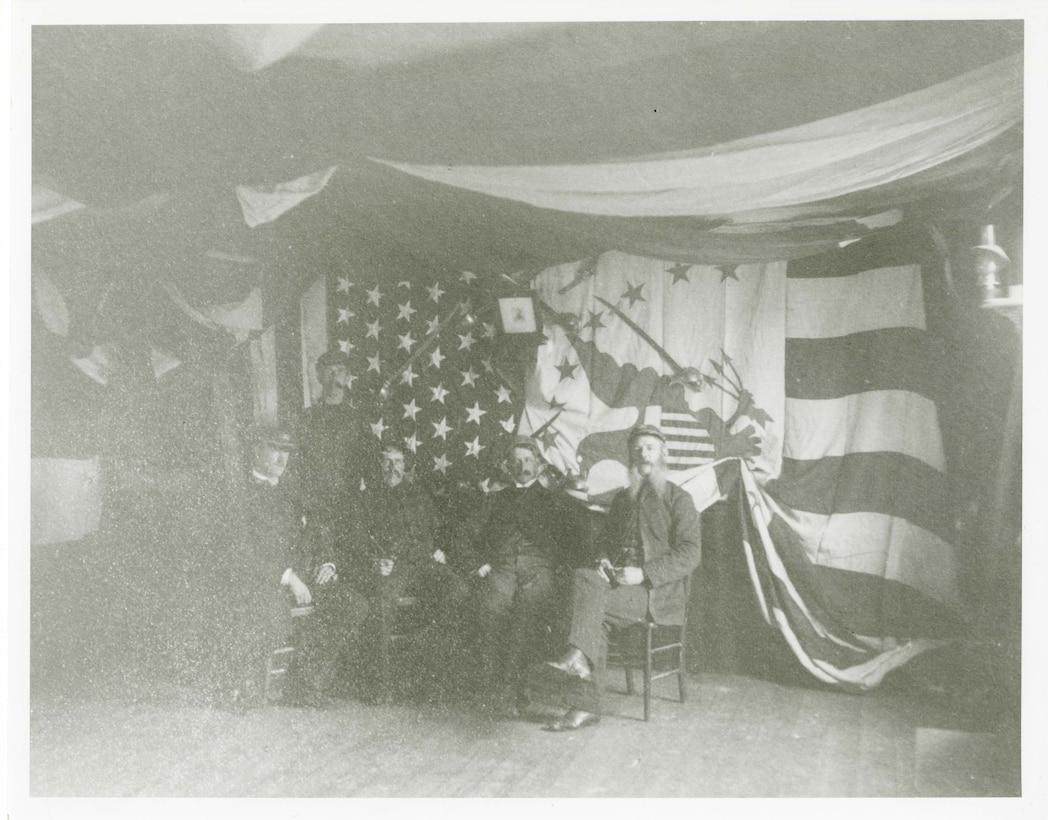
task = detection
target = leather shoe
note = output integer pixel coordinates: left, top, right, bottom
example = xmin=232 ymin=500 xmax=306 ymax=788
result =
xmin=545 ymin=648 xmax=592 ymax=680
xmin=543 ymin=709 xmax=601 ymax=732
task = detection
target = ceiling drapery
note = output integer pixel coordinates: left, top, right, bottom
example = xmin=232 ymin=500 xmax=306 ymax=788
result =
xmin=373 ymin=53 xmax=1021 ymax=224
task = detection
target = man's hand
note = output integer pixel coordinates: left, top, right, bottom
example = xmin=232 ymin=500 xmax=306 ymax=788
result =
xmin=596 ymin=558 xmax=616 ymax=585
xmin=613 ymin=566 xmax=646 ymax=586
xmin=476 ymin=563 xmax=492 ymax=578
xmin=432 ymin=549 xmax=447 ymax=565
xmin=285 ymin=571 xmax=313 ymax=605
xmin=378 ymin=557 xmax=395 ymax=577
xmin=314 ymin=563 xmax=337 ymax=585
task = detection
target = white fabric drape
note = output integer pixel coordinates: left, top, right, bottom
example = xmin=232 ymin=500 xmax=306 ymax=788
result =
xmin=373 ymin=53 xmax=1021 ymax=219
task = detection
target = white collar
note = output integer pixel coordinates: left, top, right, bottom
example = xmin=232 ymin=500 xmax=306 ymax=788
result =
xmin=516 ymin=478 xmax=539 ymax=489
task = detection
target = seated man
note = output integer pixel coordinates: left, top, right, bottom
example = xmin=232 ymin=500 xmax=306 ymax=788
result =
xmin=338 ymin=444 xmax=466 ymax=699
xmin=466 ymin=436 xmax=583 ymax=714
xmin=542 ymin=425 xmax=702 ymax=731
xmin=218 ymin=427 xmax=318 ymax=709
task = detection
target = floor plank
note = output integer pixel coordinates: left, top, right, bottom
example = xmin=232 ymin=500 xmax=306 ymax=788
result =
xmin=26 ymin=671 xmax=1020 ymax=798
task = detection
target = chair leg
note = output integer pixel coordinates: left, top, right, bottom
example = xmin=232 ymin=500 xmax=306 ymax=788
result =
xmin=625 ymin=667 xmax=635 ymax=695
xmin=677 ymin=641 xmax=687 ymax=704
xmin=643 ymin=626 xmax=653 ymax=722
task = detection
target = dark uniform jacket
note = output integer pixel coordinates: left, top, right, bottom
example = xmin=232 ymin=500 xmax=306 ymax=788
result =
xmin=291 ymin=401 xmax=367 ymax=520
xmin=343 ymin=482 xmax=437 ymax=577
xmin=470 ymin=483 xmax=582 ymax=570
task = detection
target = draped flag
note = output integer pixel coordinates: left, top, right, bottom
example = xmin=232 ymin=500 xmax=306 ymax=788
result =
xmin=522 ymin=232 xmax=962 ymax=689
xmin=326 ymin=271 xmax=523 ymax=491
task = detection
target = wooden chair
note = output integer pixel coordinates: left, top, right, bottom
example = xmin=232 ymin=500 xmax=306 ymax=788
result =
xmin=605 ymin=579 xmax=690 ymax=721
xmin=264 ymin=603 xmax=314 ymax=703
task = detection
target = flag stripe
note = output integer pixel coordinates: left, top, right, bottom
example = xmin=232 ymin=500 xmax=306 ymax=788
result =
xmin=784 ymin=391 xmax=945 ymax=471
xmin=766 ymin=453 xmax=953 ymax=544
xmin=764 ymin=512 xmax=964 ymax=639
xmin=785 ymin=226 xmax=929 ymax=279
xmin=774 ymin=508 xmax=962 ymax=611
xmin=785 ymin=328 xmax=943 ymax=401
xmin=786 ymin=265 xmax=926 ymax=339
xmin=664 ymin=439 xmax=715 ymax=451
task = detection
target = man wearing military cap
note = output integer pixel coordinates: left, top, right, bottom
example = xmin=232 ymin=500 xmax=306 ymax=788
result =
xmin=216 ymin=425 xmax=316 ymax=708
xmin=541 ymin=424 xmax=703 ymax=731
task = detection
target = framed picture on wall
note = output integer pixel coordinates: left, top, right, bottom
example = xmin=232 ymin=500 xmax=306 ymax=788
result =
xmin=497 ymin=295 xmax=543 ymax=335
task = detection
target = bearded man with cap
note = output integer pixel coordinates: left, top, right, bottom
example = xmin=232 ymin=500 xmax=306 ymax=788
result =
xmin=466 ymin=435 xmax=584 ymax=714
xmin=541 ymin=424 xmax=702 ymax=731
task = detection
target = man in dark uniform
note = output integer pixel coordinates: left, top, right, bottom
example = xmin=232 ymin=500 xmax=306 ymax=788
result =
xmin=542 ymin=425 xmax=702 ymax=731
xmin=291 ymin=349 xmax=367 ymax=522
xmin=219 ymin=427 xmax=316 ymax=709
xmin=467 ymin=436 xmax=583 ymax=713
xmin=337 ymin=443 xmax=466 ymax=699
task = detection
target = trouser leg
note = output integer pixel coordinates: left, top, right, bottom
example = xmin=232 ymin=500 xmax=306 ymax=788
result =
xmin=564 ymin=568 xmax=649 ymax=716
xmin=293 ymin=583 xmax=369 ymax=695
xmin=475 ymin=568 xmax=517 ymax=690
xmin=504 ymin=562 xmax=555 ymax=688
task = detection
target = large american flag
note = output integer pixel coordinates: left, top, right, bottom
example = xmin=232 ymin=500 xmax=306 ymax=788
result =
xmin=327 ymin=272 xmax=522 ymax=492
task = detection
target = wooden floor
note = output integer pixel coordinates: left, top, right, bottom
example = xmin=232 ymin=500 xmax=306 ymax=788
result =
xmin=25 ymin=668 xmax=1020 ymax=799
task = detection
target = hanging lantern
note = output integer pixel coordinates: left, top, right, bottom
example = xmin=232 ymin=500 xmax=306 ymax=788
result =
xmin=970 ymin=224 xmax=1010 ymax=304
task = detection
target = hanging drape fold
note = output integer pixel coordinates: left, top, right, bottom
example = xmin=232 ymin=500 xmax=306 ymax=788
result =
xmin=373 ymin=53 xmax=1021 ymax=220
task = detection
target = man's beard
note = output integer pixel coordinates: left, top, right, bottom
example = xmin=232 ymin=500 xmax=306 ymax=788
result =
xmin=627 ymin=459 xmax=668 ymax=500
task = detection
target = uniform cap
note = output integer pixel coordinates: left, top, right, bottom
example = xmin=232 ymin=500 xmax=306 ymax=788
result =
xmin=628 ymin=424 xmax=666 ymax=445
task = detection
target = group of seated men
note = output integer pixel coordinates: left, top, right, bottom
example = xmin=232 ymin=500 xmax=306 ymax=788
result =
xmin=227 ymin=350 xmax=703 ymax=732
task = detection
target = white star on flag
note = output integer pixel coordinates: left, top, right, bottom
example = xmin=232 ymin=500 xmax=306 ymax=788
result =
xmin=397 ymin=332 xmax=416 ymax=353
xmin=397 ymin=281 xmax=411 ymax=289
xmin=367 ymin=354 xmax=381 ymax=373
xmin=460 ymin=271 xmax=477 ymax=283
xmin=370 ymin=417 xmax=387 ymax=439
xmin=481 ymin=357 xmax=495 ymax=374
xmin=460 ymin=368 xmax=478 ymax=388
xmin=427 ymin=282 xmax=445 ymax=303
xmin=464 ymin=436 xmax=485 ymax=458
xmin=397 ymin=301 xmax=417 ymax=322
xmin=457 ymin=332 xmax=475 ymax=351
xmin=430 ymin=347 xmax=446 ymax=369
xmin=337 ymin=277 xmax=352 ymax=294
xmin=425 ymin=316 xmax=441 ymax=335
xmin=432 ymin=417 xmax=453 ymax=440
xmin=402 ymin=399 xmax=421 ymax=420
xmin=465 ymin=401 xmax=487 ymax=424
xmin=366 ymin=285 xmax=383 ymax=306
xmin=338 ymin=338 xmax=355 ymax=354
xmin=366 ymin=319 xmax=382 ymax=340
xmin=500 ymin=416 xmax=515 ymax=433
xmin=430 ymin=383 xmax=449 ymax=403
xmin=482 ymin=323 xmax=496 ymax=339
xmin=433 ymin=453 xmax=452 ymax=475
xmin=404 ymin=433 xmax=420 ymax=453
xmin=337 ymin=307 xmax=354 ymax=324
xmin=495 ymin=385 xmax=513 ymax=403
xmin=401 ymin=366 xmax=417 ymax=387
